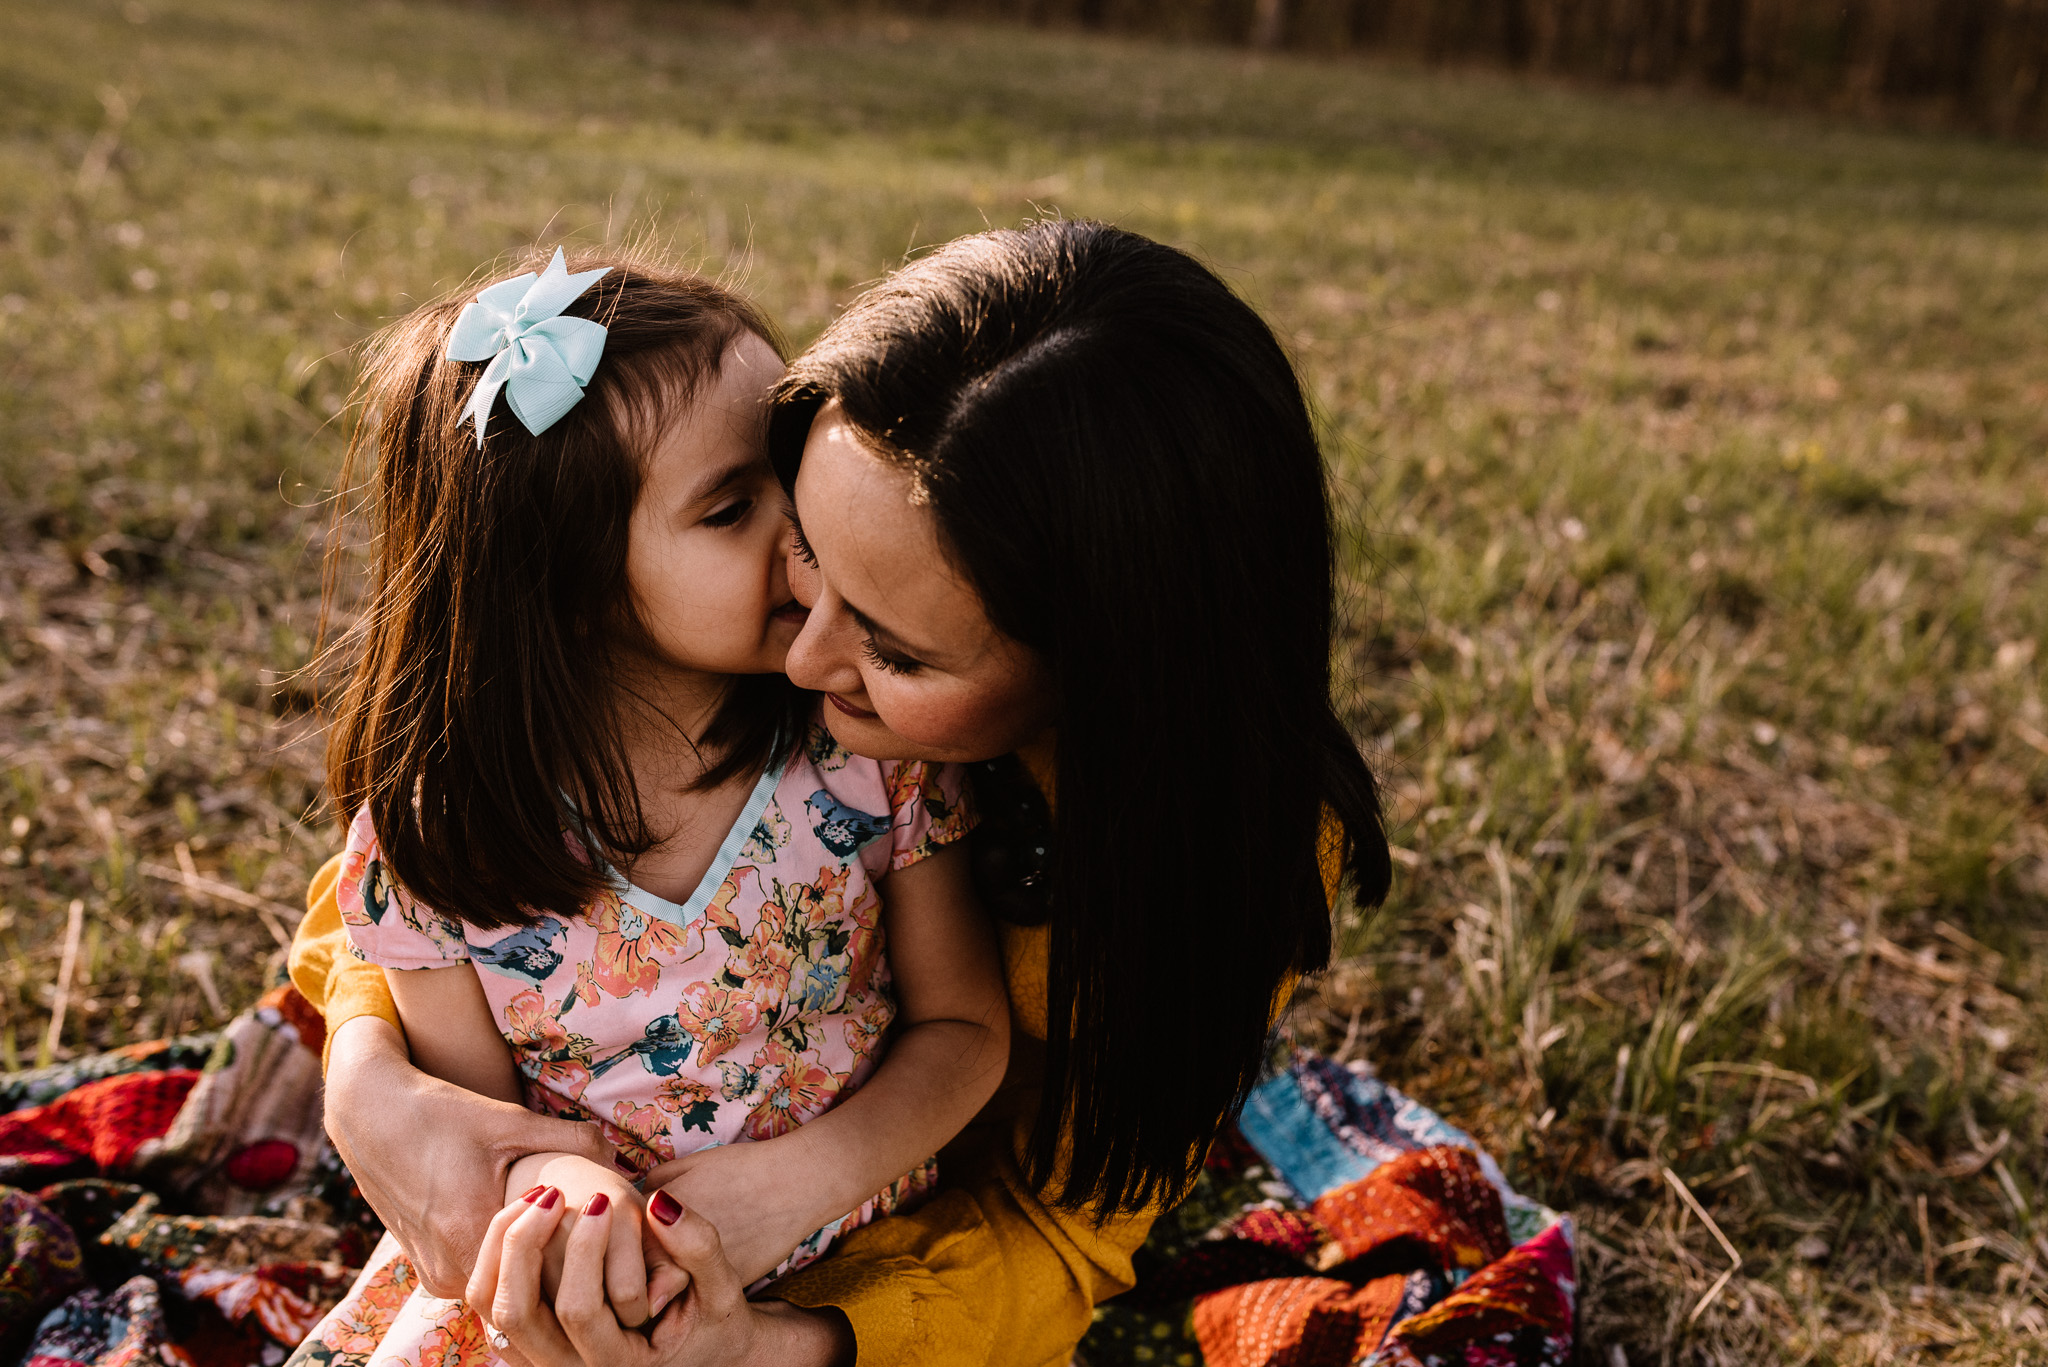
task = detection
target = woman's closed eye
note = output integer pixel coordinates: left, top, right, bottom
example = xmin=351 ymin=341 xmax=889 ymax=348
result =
xmin=789 ymin=516 xmax=819 ymax=566
xmin=860 ymin=635 xmax=924 ymax=677
xmin=787 ymin=511 xmax=927 ymax=674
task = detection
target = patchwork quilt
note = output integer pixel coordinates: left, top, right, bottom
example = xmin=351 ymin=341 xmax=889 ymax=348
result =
xmin=0 ymin=1000 xmax=1572 ymax=1367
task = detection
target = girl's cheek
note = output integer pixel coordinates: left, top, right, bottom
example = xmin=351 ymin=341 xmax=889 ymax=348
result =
xmin=786 ymin=547 xmax=820 ymax=608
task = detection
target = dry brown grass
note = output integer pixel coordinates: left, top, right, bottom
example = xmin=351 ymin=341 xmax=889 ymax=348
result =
xmin=1 ymin=2 xmax=2043 ymax=1361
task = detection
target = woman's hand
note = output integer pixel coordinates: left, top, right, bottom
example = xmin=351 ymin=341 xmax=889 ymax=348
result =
xmin=468 ymin=1187 xmax=854 ymax=1367
xmin=322 ymin=1015 xmax=616 ymax=1298
xmin=638 ymin=1140 xmax=828 ymax=1288
xmin=503 ymin=1151 xmax=677 ymax=1329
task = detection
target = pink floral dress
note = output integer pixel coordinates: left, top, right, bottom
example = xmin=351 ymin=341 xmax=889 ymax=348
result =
xmin=289 ymin=720 xmax=974 ymax=1367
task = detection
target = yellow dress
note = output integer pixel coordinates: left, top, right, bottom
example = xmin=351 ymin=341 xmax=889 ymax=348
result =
xmin=290 ymin=762 xmax=1344 ymax=1367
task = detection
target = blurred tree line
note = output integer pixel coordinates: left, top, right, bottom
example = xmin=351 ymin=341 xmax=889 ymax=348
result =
xmin=739 ymin=0 xmax=2048 ymax=135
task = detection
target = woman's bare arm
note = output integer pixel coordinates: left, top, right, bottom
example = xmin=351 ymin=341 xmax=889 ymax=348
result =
xmin=322 ymin=1014 xmax=616 ymax=1298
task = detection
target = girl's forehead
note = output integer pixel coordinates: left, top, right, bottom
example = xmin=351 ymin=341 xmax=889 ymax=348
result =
xmin=639 ymin=335 xmax=783 ymax=492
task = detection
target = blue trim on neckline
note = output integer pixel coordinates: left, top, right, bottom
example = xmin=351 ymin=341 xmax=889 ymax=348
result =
xmin=610 ymin=757 xmax=786 ymax=929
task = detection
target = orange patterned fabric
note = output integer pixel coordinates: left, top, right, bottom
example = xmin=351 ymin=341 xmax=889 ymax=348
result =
xmin=1085 ymin=1048 xmax=1575 ymax=1367
xmin=1194 ymin=1274 xmax=1411 ymax=1367
xmin=1382 ymin=1222 xmax=1576 ymax=1359
xmin=1311 ymin=1147 xmax=1510 ymax=1271
xmin=1188 ymin=1148 xmax=1512 ymax=1367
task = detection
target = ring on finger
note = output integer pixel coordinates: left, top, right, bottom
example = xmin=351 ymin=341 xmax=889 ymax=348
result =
xmin=485 ymin=1325 xmax=510 ymax=1351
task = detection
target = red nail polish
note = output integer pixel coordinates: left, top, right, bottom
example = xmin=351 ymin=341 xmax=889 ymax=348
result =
xmin=583 ymin=1193 xmax=609 ymax=1217
xmin=649 ymin=1191 xmax=682 ymax=1226
xmin=537 ymin=1187 xmax=561 ymax=1210
xmin=521 ymin=1185 xmax=546 ymax=1203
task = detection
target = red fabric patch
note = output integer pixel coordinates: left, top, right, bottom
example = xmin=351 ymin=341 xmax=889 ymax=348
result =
xmin=1192 ymin=1148 xmax=1535 ymax=1366
xmin=1387 ymin=1221 xmax=1576 ymax=1352
xmin=222 ymin=1139 xmax=300 ymax=1191
xmin=0 ymin=1071 xmax=199 ymax=1175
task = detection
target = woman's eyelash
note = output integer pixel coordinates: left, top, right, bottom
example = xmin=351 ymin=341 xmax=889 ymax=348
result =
xmin=861 ymin=637 xmax=922 ymax=676
xmin=790 ymin=519 xmax=820 ymax=566
xmin=786 ymin=515 xmax=920 ymax=675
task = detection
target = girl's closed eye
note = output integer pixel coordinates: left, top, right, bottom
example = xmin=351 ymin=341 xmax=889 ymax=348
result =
xmin=703 ymin=496 xmax=753 ymax=528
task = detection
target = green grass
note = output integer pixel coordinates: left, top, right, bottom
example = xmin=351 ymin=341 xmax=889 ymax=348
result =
xmin=2 ymin=1 xmax=2045 ymax=1360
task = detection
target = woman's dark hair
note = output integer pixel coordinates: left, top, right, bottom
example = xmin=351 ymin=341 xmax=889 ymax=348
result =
xmin=325 ymin=249 xmax=809 ymax=931
xmin=768 ymin=220 xmax=1392 ymax=1214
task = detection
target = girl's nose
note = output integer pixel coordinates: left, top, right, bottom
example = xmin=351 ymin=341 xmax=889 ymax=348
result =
xmin=785 ymin=537 xmax=820 ymax=609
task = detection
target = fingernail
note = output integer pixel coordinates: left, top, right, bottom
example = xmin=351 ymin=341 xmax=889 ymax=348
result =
xmin=583 ymin=1192 xmax=609 ymax=1217
xmin=538 ymin=1187 xmax=561 ymax=1210
xmin=649 ymin=1191 xmax=682 ymax=1226
xmin=520 ymin=1185 xmax=546 ymax=1203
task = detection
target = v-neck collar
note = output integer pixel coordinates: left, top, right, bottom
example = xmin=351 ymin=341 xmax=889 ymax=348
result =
xmin=605 ymin=756 xmax=786 ymax=928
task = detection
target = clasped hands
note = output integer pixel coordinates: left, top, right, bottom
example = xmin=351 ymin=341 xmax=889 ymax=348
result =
xmin=468 ymin=1141 xmax=833 ymax=1367
xmin=318 ymin=1021 xmax=849 ymax=1367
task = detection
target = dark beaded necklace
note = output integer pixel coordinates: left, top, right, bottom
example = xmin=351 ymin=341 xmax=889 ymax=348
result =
xmin=965 ymin=753 xmax=1053 ymax=926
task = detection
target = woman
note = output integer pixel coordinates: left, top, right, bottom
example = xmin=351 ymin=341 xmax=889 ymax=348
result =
xmin=290 ymin=220 xmax=1391 ymax=1366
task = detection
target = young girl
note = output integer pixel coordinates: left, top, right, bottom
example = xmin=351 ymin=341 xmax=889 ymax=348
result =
xmin=291 ymin=249 xmax=1008 ymax=1367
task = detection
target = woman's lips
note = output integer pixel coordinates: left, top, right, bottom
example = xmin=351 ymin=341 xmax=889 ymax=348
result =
xmin=771 ymin=601 xmax=810 ymax=625
xmin=826 ymin=692 xmax=878 ymax=720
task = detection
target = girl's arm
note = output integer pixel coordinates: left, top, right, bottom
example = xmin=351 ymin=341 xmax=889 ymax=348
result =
xmin=294 ymin=860 xmax=618 ymax=1303
xmin=644 ymin=839 xmax=1009 ymax=1284
xmin=386 ymin=966 xmax=669 ymax=1326
xmin=385 ymin=964 xmax=525 ymax=1105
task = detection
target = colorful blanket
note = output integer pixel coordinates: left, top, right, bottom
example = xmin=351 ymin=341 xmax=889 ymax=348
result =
xmin=0 ymin=987 xmax=380 ymax=1367
xmin=1081 ymin=1048 xmax=1575 ymax=1367
xmin=0 ymin=1001 xmax=1572 ymax=1367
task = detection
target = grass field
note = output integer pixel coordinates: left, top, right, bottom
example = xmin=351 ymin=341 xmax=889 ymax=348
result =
xmin=2 ymin=1 xmax=2046 ymax=1360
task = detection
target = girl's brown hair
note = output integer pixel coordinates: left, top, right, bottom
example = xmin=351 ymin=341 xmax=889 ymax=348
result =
xmin=325 ymin=250 xmax=808 ymax=931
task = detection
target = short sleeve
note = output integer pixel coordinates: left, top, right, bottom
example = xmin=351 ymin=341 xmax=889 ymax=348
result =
xmin=337 ymin=806 xmax=472 ymax=969
xmin=881 ymin=761 xmax=978 ymax=873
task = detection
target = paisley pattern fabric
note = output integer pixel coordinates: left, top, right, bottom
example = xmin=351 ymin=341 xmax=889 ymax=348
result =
xmin=0 ymin=1186 xmax=86 ymax=1349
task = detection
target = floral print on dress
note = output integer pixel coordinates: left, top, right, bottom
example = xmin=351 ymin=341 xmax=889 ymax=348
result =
xmin=589 ymin=890 xmax=692 ymax=999
xmin=310 ymin=714 xmax=976 ymax=1367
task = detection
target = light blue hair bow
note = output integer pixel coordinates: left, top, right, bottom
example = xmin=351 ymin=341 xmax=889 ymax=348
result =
xmin=446 ymin=248 xmax=612 ymax=445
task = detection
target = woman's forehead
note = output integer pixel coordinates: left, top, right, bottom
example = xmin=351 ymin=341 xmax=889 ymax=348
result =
xmin=794 ymin=413 xmax=984 ymax=661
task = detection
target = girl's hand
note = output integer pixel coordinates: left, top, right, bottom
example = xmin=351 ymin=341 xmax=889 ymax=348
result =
xmin=468 ymin=1189 xmax=853 ymax=1367
xmin=502 ymin=1152 xmax=672 ymax=1328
